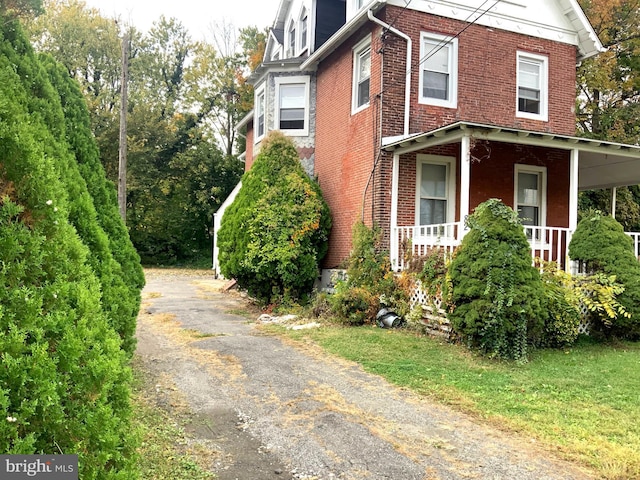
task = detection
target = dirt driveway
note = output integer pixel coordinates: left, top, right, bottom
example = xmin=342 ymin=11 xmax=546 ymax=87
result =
xmin=136 ymin=269 xmax=594 ymax=480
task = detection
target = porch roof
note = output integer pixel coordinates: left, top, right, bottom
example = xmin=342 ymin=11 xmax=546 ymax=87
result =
xmin=382 ymin=122 xmax=640 ymax=191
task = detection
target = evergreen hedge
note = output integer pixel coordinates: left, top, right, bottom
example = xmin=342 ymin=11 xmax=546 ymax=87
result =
xmin=218 ymin=131 xmax=331 ymax=302
xmin=0 ymin=19 xmax=139 ymax=477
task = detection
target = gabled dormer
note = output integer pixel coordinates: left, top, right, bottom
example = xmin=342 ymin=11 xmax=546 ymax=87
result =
xmin=264 ymin=0 xmax=346 ymax=62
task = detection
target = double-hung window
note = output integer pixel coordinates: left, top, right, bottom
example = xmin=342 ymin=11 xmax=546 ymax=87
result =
xmin=352 ymin=36 xmax=371 ymax=113
xmin=416 ymin=155 xmax=456 ymax=226
xmin=419 ymin=32 xmax=458 ymax=108
xmin=515 ymin=164 xmax=547 ymax=238
xmin=255 ymin=86 xmax=266 ymax=141
xmin=516 ymin=52 xmax=548 ymax=121
xmin=275 ymin=76 xmax=310 ymax=136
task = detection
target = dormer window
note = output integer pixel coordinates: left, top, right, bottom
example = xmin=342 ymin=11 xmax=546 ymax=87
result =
xmin=300 ymin=8 xmax=308 ymax=51
xmin=288 ymin=20 xmax=296 ymax=57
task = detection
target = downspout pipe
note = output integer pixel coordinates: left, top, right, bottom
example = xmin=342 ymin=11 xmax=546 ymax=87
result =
xmin=367 ymin=9 xmax=411 ymax=136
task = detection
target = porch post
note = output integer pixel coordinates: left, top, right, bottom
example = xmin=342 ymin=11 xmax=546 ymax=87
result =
xmin=569 ymin=148 xmax=579 ymax=231
xmin=459 ymin=135 xmax=471 ymax=240
xmin=612 ymin=187 xmax=617 ymax=219
xmin=390 ymin=152 xmax=400 ymax=269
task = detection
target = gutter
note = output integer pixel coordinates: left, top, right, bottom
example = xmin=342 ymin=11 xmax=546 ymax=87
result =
xmin=366 ymin=9 xmax=411 ymax=137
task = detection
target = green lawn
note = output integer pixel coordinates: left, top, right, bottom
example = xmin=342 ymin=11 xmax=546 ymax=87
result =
xmin=275 ymin=325 xmax=640 ymax=480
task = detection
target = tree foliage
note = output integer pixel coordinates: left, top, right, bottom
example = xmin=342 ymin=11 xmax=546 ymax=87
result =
xmin=27 ymin=2 xmax=259 ymax=264
xmin=218 ymin=132 xmax=331 ymax=302
xmin=0 ymin=18 xmax=138 ymax=477
xmin=448 ymin=199 xmax=548 ymax=361
xmin=569 ymin=210 xmax=640 ymax=338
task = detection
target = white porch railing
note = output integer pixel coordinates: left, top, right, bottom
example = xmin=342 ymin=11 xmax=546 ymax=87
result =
xmin=628 ymin=232 xmax=640 ymax=258
xmin=392 ymin=223 xmax=575 ymax=271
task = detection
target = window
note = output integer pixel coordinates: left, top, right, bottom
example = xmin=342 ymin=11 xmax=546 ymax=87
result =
xmin=352 ymin=37 xmax=371 ymax=113
xmin=416 ymin=155 xmax=456 ymax=225
xmin=515 ymin=164 xmax=547 ymax=234
xmin=300 ymin=8 xmax=308 ymax=51
xmin=255 ymin=87 xmax=265 ymax=140
xmin=288 ymin=20 xmax=296 ymax=57
xmin=419 ymin=33 xmax=458 ymax=108
xmin=517 ymin=52 xmax=548 ymax=121
xmin=275 ymin=76 xmax=310 ymax=136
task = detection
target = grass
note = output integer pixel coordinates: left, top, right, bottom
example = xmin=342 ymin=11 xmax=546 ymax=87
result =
xmin=271 ymin=324 xmax=640 ymax=480
xmin=131 ymin=365 xmax=216 ymax=480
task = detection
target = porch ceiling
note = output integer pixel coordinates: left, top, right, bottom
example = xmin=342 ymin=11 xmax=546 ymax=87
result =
xmin=382 ymin=122 xmax=640 ymax=191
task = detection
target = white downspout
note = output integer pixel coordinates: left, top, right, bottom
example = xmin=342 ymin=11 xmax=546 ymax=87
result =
xmin=367 ymin=9 xmax=411 ymax=136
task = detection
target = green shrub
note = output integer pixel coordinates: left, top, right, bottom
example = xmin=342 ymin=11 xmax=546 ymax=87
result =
xmin=330 ymin=222 xmax=411 ymax=324
xmin=448 ymin=199 xmax=548 ymax=361
xmin=569 ymin=210 xmax=640 ymax=338
xmin=539 ymin=263 xmax=582 ymax=347
xmin=0 ymin=19 xmax=138 ymax=478
xmin=218 ymin=131 xmax=331 ymax=303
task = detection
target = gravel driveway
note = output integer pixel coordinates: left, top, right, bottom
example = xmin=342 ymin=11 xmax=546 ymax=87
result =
xmin=135 ymin=269 xmax=594 ymax=480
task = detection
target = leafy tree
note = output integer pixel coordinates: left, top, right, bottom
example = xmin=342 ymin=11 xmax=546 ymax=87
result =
xmin=218 ymin=131 xmax=331 ymax=302
xmin=569 ymin=210 xmax=640 ymax=338
xmin=577 ymin=0 xmax=640 ymax=222
xmin=0 ymin=18 xmax=137 ymax=477
xmin=448 ymin=199 xmax=548 ymax=361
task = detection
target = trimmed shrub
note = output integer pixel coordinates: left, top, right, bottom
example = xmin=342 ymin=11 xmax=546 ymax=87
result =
xmin=568 ymin=210 xmax=640 ymax=338
xmin=448 ymin=199 xmax=548 ymax=361
xmin=218 ymin=131 xmax=331 ymax=303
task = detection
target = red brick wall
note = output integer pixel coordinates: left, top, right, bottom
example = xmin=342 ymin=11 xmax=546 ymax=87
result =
xmin=315 ymin=24 xmax=381 ymax=268
xmin=379 ymin=6 xmax=578 ymax=137
xmin=244 ymin=121 xmax=255 ymax=171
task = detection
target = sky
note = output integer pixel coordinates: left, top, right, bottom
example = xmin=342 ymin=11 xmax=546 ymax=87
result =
xmin=83 ymin=0 xmax=282 ymax=40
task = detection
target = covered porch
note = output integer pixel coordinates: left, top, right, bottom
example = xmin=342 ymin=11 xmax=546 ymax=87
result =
xmin=383 ymin=122 xmax=640 ymax=271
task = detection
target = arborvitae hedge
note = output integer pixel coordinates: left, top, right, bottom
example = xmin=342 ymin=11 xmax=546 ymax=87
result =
xmin=0 ymin=19 xmax=139 ymax=477
xmin=448 ymin=199 xmax=548 ymax=361
xmin=218 ymin=131 xmax=331 ymax=302
xmin=569 ymin=211 xmax=640 ymax=338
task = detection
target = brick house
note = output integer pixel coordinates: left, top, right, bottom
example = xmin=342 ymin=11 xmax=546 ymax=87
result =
xmin=218 ymin=0 xmax=640 ymax=279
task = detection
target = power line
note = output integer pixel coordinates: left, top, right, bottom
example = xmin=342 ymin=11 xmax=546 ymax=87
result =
xmin=378 ymin=0 xmax=502 ymax=96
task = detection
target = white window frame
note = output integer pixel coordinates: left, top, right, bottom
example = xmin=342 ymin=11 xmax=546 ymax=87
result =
xmin=418 ymin=32 xmax=458 ymax=109
xmin=299 ymin=7 xmax=308 ymax=53
xmin=274 ymin=76 xmax=310 ymax=137
xmin=415 ymin=154 xmax=457 ymax=225
xmin=254 ymin=84 xmax=266 ymax=142
xmin=352 ymin=36 xmax=372 ymax=114
xmin=514 ymin=164 xmax=547 ymax=228
xmin=516 ymin=51 xmax=548 ymax=122
xmin=288 ymin=19 xmax=296 ymax=57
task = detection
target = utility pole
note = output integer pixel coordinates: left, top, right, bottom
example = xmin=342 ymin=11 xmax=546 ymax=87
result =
xmin=118 ymin=31 xmax=129 ymax=221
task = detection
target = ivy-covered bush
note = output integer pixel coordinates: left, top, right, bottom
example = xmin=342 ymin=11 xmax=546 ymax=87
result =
xmin=448 ymin=199 xmax=548 ymax=361
xmin=0 ymin=19 xmax=138 ymax=478
xmin=568 ymin=210 xmax=640 ymax=338
xmin=329 ymin=222 xmax=412 ymax=325
xmin=218 ymin=131 xmax=331 ymax=303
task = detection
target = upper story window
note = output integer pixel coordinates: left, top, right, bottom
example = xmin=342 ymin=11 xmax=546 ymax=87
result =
xmin=300 ymin=8 xmax=308 ymax=51
xmin=352 ymin=36 xmax=371 ymax=113
xmin=255 ymin=86 xmax=266 ymax=141
xmin=419 ymin=32 xmax=458 ymax=109
xmin=516 ymin=52 xmax=548 ymax=121
xmin=288 ymin=20 xmax=296 ymax=57
xmin=275 ymin=76 xmax=310 ymax=136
